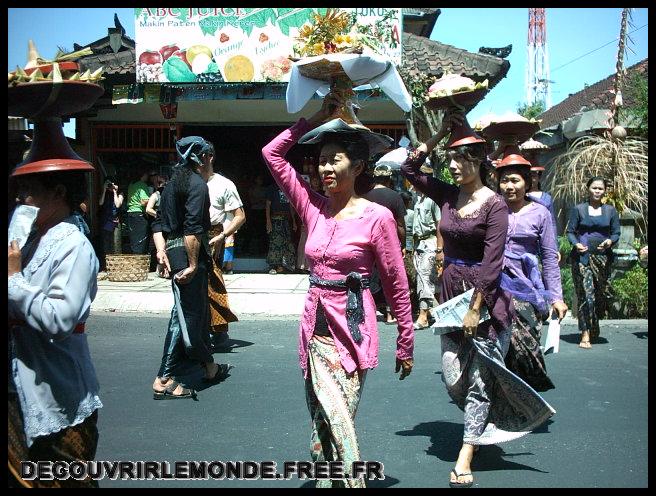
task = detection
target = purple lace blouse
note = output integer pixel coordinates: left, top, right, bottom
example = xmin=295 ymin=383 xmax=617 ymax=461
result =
xmin=401 ymin=150 xmax=514 ymax=339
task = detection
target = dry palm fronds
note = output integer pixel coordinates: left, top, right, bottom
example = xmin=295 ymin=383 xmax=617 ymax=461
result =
xmin=547 ymin=134 xmax=648 ymax=227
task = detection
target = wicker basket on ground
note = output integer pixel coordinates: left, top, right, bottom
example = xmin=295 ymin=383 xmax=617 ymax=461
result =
xmin=106 ymin=254 xmax=150 ymax=282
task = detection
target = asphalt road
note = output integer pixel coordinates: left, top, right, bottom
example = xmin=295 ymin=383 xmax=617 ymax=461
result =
xmin=86 ymin=314 xmax=648 ymax=488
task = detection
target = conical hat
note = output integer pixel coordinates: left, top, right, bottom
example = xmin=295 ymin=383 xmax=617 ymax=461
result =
xmin=496 ymin=144 xmax=532 ymax=168
xmin=446 ymin=118 xmax=486 ymax=148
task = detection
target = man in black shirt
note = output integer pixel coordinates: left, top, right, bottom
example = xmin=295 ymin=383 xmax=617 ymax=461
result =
xmin=151 ymin=136 xmax=229 ymax=399
xmin=362 ymin=163 xmax=406 ymax=324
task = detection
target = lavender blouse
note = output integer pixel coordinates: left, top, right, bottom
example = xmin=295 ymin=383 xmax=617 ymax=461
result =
xmin=506 ymin=201 xmax=563 ymax=304
xmin=262 ymin=119 xmax=414 ymax=378
xmin=401 ymin=150 xmax=514 ymax=339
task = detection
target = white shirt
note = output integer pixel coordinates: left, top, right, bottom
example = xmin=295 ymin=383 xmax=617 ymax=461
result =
xmin=8 ymin=218 xmax=102 ymax=446
xmin=207 ymin=173 xmax=243 ymax=226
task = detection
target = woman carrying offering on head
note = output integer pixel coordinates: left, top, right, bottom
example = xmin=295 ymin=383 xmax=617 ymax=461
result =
xmin=401 ymin=110 xmax=555 ymax=488
xmin=261 ymin=92 xmax=414 ymax=488
xmin=496 ymin=146 xmax=568 ymax=391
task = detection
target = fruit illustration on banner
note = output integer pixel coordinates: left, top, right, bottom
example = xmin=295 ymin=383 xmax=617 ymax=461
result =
xmin=159 ymin=45 xmax=180 ymax=61
xmin=224 ymin=55 xmax=254 ymax=82
xmin=219 ymin=33 xmax=230 ymax=43
xmin=191 ymin=53 xmax=213 ymax=75
xmin=138 ymin=50 xmax=164 ymax=82
xmin=259 ymin=33 xmax=269 ymax=43
xmin=171 ymin=49 xmax=190 ymax=69
xmin=186 ymin=45 xmax=213 ymax=66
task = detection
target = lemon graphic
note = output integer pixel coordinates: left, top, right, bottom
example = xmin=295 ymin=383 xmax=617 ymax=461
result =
xmin=224 ymin=55 xmax=255 ymax=82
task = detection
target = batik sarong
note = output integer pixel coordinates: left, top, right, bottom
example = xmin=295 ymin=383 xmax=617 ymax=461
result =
xmin=9 ymin=393 xmax=99 ymax=488
xmin=505 ymin=298 xmax=554 ymax=392
xmin=413 ymin=248 xmax=438 ymax=309
xmin=441 ymin=327 xmax=555 ymax=445
xmin=305 ymin=336 xmax=367 ymax=488
xmin=267 ymin=216 xmax=295 ymax=270
xmin=571 ymin=253 xmax=612 ymax=338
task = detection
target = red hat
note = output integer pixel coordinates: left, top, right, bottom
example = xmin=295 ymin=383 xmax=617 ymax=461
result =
xmin=530 ymin=163 xmax=545 ymax=172
xmin=495 ymin=144 xmax=532 ymax=169
xmin=446 ymin=118 xmax=486 ymax=148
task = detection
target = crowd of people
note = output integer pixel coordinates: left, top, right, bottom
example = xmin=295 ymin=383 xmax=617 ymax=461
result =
xmin=9 ymin=84 xmax=635 ymax=488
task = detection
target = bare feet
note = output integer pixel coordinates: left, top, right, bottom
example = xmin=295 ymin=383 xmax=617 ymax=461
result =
xmin=579 ymin=330 xmax=592 ymax=349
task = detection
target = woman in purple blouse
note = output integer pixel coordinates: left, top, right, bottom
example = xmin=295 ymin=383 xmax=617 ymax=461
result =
xmin=262 ymin=93 xmax=414 ymax=488
xmin=401 ymin=111 xmax=555 ymax=488
xmin=496 ymin=147 xmax=568 ymax=392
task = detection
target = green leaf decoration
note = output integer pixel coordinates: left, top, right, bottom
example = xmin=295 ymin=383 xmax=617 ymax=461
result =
xmin=206 ymin=62 xmax=219 ymax=73
xmin=199 ymin=17 xmax=219 ymax=36
xmin=277 ymin=8 xmax=325 ymax=37
xmin=163 ymin=56 xmax=197 ymax=82
xmin=134 ymin=8 xmax=143 ymax=19
xmin=171 ymin=8 xmax=189 ymax=23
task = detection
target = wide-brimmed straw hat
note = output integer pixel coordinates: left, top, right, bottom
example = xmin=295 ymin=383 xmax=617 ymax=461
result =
xmin=298 ymin=118 xmax=394 ymax=158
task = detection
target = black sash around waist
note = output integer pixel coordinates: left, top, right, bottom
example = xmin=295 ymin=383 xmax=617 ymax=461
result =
xmin=309 ymin=272 xmax=370 ymax=343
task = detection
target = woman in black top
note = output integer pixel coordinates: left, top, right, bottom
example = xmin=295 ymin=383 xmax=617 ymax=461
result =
xmin=566 ymin=176 xmax=620 ymax=348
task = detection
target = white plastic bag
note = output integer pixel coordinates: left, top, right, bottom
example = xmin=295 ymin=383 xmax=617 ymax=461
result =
xmin=543 ymin=315 xmax=561 ymax=355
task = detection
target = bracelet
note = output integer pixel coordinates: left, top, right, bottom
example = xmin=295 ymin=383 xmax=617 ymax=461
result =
xmin=435 ymin=247 xmax=444 ymax=253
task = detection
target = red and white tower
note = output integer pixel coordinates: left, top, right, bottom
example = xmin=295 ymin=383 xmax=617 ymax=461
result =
xmin=526 ymin=8 xmax=551 ymax=108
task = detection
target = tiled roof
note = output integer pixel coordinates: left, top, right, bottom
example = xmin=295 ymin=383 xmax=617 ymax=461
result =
xmin=538 ymin=58 xmax=648 ymax=129
xmin=401 ymin=32 xmax=510 ymax=88
xmin=79 ymin=49 xmax=135 ymax=75
xmin=402 ymin=8 xmax=440 ymax=16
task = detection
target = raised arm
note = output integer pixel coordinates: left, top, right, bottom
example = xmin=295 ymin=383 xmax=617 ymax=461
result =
xmin=400 ymin=113 xmax=458 ymax=207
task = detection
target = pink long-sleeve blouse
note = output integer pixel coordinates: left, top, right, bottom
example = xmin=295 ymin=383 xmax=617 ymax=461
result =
xmin=262 ymin=119 xmax=414 ymax=378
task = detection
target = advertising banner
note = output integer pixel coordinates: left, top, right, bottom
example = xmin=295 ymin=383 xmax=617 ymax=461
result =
xmin=134 ymin=8 xmax=403 ymax=84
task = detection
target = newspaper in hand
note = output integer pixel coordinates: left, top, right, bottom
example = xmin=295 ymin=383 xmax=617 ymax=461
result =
xmin=8 ymin=205 xmax=39 ymax=249
xmin=430 ymin=288 xmax=491 ymax=336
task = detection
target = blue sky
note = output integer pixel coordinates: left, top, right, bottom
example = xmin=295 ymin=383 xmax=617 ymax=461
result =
xmin=8 ymin=8 xmax=648 ymax=136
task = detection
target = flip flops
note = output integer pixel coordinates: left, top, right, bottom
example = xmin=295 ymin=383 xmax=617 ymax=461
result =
xmin=153 ymin=380 xmax=196 ymax=400
xmin=449 ymin=469 xmax=473 ymax=488
xmin=204 ymin=363 xmax=233 ymax=385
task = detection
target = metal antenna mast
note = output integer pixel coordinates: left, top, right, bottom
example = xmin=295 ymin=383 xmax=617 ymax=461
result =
xmin=526 ymin=8 xmax=552 ymax=108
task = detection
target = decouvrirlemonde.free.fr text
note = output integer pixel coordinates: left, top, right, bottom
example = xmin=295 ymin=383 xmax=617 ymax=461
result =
xmin=21 ymin=460 xmax=385 ymax=481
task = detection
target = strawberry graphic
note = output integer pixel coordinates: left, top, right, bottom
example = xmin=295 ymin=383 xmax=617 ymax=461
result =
xmin=220 ymin=33 xmax=230 ymax=43
xmin=259 ymin=33 xmax=269 ymax=43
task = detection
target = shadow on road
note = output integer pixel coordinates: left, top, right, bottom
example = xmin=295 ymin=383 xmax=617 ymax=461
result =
xmin=633 ymin=331 xmax=648 ymax=339
xmin=396 ymin=421 xmax=548 ymax=474
xmin=212 ymin=339 xmax=255 ymax=353
xmin=560 ymin=333 xmax=609 ymax=345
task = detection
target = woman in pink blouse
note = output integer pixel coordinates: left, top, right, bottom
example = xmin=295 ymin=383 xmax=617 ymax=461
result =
xmin=262 ymin=93 xmax=414 ymax=488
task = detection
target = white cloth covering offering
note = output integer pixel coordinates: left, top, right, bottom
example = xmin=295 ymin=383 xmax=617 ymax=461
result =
xmin=286 ymin=53 xmax=412 ymax=114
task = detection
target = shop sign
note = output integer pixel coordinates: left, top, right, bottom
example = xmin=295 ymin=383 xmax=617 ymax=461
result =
xmin=134 ymin=8 xmax=403 ymax=84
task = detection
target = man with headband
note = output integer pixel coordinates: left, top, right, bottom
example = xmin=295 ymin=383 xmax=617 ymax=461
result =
xmin=151 ymin=136 xmax=231 ymax=400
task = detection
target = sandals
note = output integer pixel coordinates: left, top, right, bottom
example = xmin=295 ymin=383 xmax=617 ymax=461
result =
xmin=153 ymin=379 xmax=196 ymax=400
xmin=449 ymin=469 xmax=473 ymax=489
xmin=413 ymin=321 xmax=430 ymax=330
xmin=204 ymin=363 xmax=233 ymax=384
